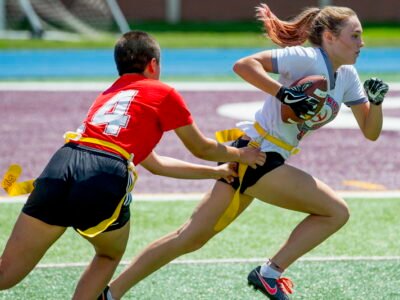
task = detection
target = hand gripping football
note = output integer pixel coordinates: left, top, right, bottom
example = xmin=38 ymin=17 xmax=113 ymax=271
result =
xmin=281 ymin=75 xmax=328 ymax=124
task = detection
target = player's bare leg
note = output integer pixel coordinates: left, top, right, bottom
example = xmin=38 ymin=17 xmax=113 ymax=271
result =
xmin=72 ymin=221 xmax=130 ymax=300
xmin=245 ymin=164 xmax=349 ymax=299
xmin=0 ymin=213 xmax=66 ymax=289
xmin=245 ymin=164 xmax=349 ymax=269
xmin=108 ymin=182 xmax=254 ymax=299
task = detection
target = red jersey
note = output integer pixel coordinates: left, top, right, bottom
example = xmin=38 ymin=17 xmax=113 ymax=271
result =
xmin=76 ymin=74 xmax=193 ymax=165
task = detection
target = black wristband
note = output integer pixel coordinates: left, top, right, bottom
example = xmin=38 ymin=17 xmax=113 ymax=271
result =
xmin=275 ymin=86 xmax=286 ymax=103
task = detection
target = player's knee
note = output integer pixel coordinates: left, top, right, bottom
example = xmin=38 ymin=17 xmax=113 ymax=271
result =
xmin=184 ymin=234 xmax=209 ymax=253
xmin=95 ymin=252 xmax=124 ymax=265
xmin=175 ymin=226 xmax=212 ymax=253
xmin=95 ymin=244 xmax=126 ymax=262
xmin=331 ymin=201 xmax=350 ymax=227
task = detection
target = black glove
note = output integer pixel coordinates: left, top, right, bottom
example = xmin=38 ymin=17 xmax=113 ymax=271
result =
xmin=363 ymin=78 xmax=389 ymax=106
xmin=275 ymin=82 xmax=319 ymax=120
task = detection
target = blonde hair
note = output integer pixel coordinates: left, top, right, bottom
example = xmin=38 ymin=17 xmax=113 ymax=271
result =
xmin=256 ymin=3 xmax=356 ymax=47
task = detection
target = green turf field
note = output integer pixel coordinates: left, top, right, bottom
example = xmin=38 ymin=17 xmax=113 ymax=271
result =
xmin=1 ymin=197 xmax=399 ymax=299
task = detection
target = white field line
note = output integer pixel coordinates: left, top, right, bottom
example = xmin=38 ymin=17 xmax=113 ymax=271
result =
xmin=0 ymin=81 xmax=400 ymax=92
xmin=36 ymin=256 xmax=400 ymax=269
xmin=1 ymin=191 xmax=400 ymax=204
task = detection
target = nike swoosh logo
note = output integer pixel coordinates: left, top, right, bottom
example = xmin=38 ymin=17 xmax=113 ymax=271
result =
xmin=256 ymin=271 xmax=277 ymax=295
xmin=283 ymin=96 xmax=303 ymax=104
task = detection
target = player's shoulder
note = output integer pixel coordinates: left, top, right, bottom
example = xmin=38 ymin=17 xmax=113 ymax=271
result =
xmin=337 ymin=64 xmax=358 ymax=75
xmin=273 ymin=46 xmax=320 ymax=74
xmin=336 ymin=65 xmax=359 ymax=83
xmin=278 ymin=45 xmax=319 ymax=59
xmin=275 ymin=46 xmax=320 ymax=69
xmin=140 ymin=78 xmax=183 ymax=98
xmin=143 ymin=79 xmax=185 ymax=103
xmin=144 ymin=78 xmax=174 ymax=91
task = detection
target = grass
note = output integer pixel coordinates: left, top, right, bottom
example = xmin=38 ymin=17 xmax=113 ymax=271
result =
xmin=0 ymin=197 xmax=399 ymax=299
xmin=2 ymin=261 xmax=400 ymax=299
xmin=1 ymin=22 xmax=400 ymax=49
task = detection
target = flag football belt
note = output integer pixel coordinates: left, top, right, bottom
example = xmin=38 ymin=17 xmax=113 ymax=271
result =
xmin=64 ymin=131 xmax=137 ymax=237
xmin=213 ymin=122 xmax=299 ymax=231
xmin=1 ymin=132 xmax=138 ymax=238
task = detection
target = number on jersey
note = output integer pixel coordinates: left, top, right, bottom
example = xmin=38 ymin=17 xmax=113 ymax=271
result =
xmin=91 ymin=90 xmax=138 ymax=136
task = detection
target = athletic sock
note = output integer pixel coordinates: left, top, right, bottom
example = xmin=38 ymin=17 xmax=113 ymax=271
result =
xmin=260 ymin=259 xmax=283 ymax=279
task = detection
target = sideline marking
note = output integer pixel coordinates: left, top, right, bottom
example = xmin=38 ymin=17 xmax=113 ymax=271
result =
xmin=343 ymin=180 xmax=386 ymax=190
xmin=0 ymin=82 xmax=399 ymax=92
xmin=1 ymin=191 xmax=400 ymax=203
xmin=36 ymin=256 xmax=400 ymax=269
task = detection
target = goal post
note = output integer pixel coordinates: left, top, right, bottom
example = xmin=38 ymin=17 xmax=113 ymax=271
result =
xmin=17 ymin=0 xmax=43 ymax=38
xmin=105 ymin=0 xmax=130 ymax=34
xmin=0 ymin=0 xmax=5 ymax=31
xmin=318 ymin=0 xmax=332 ymax=7
xmin=166 ymin=0 xmax=181 ymax=24
xmin=2 ymin=0 xmax=130 ymax=40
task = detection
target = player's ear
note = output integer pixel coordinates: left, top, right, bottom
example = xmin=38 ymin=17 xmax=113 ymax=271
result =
xmin=147 ymin=58 xmax=158 ymax=74
xmin=323 ymin=30 xmax=335 ymax=44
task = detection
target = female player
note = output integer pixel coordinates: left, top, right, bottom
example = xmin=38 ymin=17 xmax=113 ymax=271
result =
xmin=0 ymin=31 xmax=265 ymax=299
xmin=100 ymin=5 xmax=389 ymax=300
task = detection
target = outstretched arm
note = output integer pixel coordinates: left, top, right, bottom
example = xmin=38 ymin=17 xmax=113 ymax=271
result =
xmin=140 ymin=151 xmax=237 ymax=182
xmin=174 ymin=123 xmax=265 ymax=168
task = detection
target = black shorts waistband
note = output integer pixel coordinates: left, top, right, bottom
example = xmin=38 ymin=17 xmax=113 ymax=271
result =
xmin=64 ymin=142 xmax=127 ymax=163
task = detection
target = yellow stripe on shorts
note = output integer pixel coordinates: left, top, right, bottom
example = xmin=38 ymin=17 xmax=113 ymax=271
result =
xmin=77 ymin=171 xmax=136 ymax=238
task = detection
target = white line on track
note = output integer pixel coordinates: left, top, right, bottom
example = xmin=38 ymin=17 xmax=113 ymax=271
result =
xmin=1 ymin=82 xmax=400 ymax=92
xmin=36 ymin=256 xmax=400 ymax=269
xmin=1 ymin=191 xmax=400 ymax=203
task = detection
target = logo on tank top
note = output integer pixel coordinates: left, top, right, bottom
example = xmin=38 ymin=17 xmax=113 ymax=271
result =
xmin=296 ymin=96 xmax=339 ymax=140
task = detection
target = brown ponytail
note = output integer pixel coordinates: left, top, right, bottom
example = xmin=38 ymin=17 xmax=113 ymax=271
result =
xmin=256 ymin=3 xmax=356 ymax=47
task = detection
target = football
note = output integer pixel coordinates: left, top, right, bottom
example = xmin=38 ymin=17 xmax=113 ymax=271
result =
xmin=281 ymin=75 xmax=328 ymax=124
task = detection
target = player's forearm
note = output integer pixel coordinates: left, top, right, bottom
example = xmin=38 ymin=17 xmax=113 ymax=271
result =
xmin=191 ymin=138 xmax=241 ymax=163
xmin=233 ymin=57 xmax=281 ymax=96
xmin=145 ymin=156 xmax=223 ymax=179
xmin=362 ymin=104 xmax=383 ymax=141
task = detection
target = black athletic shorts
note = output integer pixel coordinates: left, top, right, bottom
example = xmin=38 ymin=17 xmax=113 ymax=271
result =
xmin=22 ymin=143 xmax=132 ymax=235
xmin=219 ymin=137 xmax=285 ymax=193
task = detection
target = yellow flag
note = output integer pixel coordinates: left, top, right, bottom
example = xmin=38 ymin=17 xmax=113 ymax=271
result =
xmin=1 ymin=164 xmax=35 ymax=196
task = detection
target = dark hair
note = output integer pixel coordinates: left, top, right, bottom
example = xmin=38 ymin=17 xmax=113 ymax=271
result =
xmin=114 ymin=31 xmax=160 ymax=76
xmin=256 ymin=3 xmax=356 ymax=47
